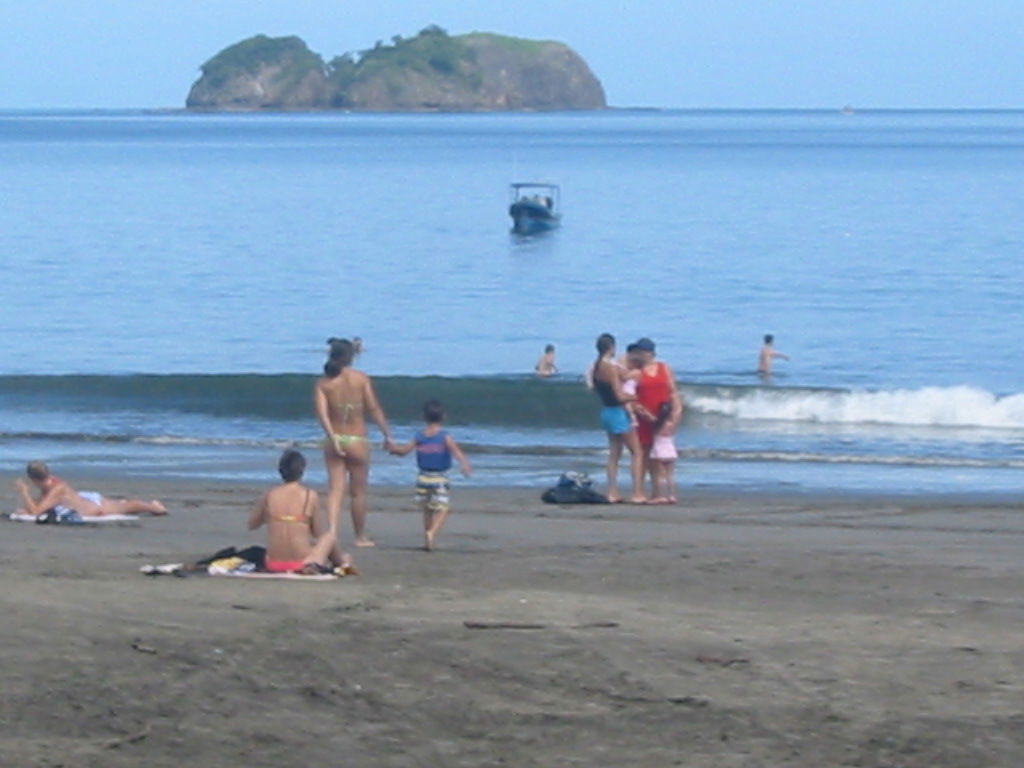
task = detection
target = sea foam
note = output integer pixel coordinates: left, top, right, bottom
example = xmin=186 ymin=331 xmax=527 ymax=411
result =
xmin=688 ymin=385 xmax=1024 ymax=430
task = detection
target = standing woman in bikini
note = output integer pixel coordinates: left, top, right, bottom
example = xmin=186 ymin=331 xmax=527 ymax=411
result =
xmin=315 ymin=338 xmax=394 ymax=547
xmin=591 ymin=333 xmax=646 ymax=503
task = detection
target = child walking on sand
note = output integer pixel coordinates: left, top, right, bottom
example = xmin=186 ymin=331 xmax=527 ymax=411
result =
xmin=650 ymin=402 xmax=679 ymax=504
xmin=390 ymin=400 xmax=472 ymax=551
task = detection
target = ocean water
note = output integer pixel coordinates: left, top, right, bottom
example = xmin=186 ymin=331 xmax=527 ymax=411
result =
xmin=1 ymin=109 xmax=1022 ymax=495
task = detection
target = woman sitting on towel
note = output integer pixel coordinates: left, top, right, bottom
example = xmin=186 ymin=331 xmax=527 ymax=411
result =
xmin=15 ymin=460 xmax=168 ymax=520
xmin=249 ymin=449 xmax=356 ymax=575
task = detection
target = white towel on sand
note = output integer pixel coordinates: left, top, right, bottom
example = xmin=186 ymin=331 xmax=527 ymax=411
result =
xmin=6 ymin=512 xmax=140 ymax=524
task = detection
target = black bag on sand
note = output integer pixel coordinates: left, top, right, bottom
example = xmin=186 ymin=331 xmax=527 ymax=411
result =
xmin=193 ymin=545 xmax=266 ymax=569
xmin=541 ymin=472 xmax=609 ymax=504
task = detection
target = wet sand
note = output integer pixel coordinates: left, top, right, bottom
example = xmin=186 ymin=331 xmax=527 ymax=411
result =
xmin=2 ymin=478 xmax=1023 ymax=767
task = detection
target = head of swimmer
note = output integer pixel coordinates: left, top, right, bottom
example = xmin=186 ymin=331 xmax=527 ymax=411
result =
xmin=323 ymin=338 xmax=355 ymax=377
xmin=278 ymin=449 xmax=306 ymax=483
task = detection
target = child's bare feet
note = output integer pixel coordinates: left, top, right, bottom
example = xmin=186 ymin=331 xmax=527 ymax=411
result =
xmin=150 ymin=500 xmax=168 ymax=515
xmin=629 ymin=496 xmax=648 ymax=504
xmin=354 ymin=537 xmax=376 ymax=548
xmin=424 ymin=531 xmax=435 ymax=552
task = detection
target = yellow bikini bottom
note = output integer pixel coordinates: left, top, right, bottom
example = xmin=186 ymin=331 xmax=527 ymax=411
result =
xmin=324 ymin=433 xmax=368 ymax=449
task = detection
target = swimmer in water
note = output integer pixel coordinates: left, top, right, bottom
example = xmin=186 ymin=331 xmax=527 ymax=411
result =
xmin=535 ymin=344 xmax=557 ymax=377
xmin=758 ymin=334 xmax=790 ymax=377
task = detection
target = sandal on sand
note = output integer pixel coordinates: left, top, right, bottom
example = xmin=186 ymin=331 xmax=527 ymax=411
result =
xmin=140 ymin=562 xmax=184 ymax=576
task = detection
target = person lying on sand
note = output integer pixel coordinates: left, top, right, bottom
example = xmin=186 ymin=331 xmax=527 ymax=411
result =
xmin=15 ymin=460 xmax=168 ymax=519
xmin=248 ymin=449 xmax=356 ymax=575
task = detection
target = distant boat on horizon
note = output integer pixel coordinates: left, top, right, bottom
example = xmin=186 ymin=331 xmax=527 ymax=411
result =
xmin=841 ymin=104 xmax=856 ymax=115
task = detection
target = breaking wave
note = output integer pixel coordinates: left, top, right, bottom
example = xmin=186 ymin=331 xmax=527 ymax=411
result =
xmin=0 ymin=375 xmax=1020 ymax=432
xmin=688 ymin=385 xmax=1024 ymax=430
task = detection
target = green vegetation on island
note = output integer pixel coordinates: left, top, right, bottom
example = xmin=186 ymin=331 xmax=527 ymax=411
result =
xmin=197 ymin=36 xmax=322 ymax=88
xmin=326 ymin=25 xmax=482 ymax=106
xmin=187 ymin=26 xmax=606 ymax=112
xmin=187 ymin=35 xmax=329 ymax=110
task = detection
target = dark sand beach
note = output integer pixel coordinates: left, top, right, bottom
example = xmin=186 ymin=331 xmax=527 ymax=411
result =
xmin=2 ymin=478 xmax=1023 ymax=767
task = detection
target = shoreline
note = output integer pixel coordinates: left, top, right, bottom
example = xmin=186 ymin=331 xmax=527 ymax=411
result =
xmin=4 ymin=371 xmax=1022 ymax=498
xmin=8 ymin=472 xmax=1024 ymax=507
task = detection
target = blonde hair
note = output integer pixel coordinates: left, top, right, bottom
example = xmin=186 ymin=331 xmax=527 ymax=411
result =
xmin=26 ymin=460 xmax=50 ymax=481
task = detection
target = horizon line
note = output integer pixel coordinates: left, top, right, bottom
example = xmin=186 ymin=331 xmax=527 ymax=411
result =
xmin=2 ymin=105 xmax=1024 ymax=114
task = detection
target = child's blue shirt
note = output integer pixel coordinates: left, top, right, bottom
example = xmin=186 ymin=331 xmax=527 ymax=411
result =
xmin=416 ymin=429 xmax=452 ymax=472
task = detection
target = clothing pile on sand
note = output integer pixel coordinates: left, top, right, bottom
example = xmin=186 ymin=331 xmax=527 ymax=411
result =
xmin=139 ymin=545 xmax=358 ymax=580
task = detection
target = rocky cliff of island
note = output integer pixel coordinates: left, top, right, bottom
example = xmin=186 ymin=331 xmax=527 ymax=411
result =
xmin=186 ymin=27 xmax=606 ymax=111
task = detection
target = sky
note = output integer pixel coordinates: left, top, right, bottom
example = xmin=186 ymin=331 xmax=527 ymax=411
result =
xmin=2 ymin=0 xmax=1022 ymax=109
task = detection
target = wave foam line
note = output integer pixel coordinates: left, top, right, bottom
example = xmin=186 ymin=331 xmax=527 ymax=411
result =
xmin=685 ymin=449 xmax=1024 ymax=470
xmin=3 ymin=430 xmax=1020 ymax=470
xmin=689 ymin=385 xmax=1024 ymax=430
xmin=0 ymin=431 xmax=605 ymax=458
xmin=0 ymin=431 xmax=298 ymax=449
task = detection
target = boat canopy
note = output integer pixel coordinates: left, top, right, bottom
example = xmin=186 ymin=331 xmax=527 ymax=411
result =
xmin=509 ymin=183 xmax=559 ymax=207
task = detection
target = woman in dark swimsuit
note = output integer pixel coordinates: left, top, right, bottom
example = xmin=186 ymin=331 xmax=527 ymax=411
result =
xmin=591 ymin=333 xmax=645 ymax=503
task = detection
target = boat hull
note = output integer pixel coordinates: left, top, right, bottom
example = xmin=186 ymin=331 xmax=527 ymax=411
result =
xmin=509 ymin=201 xmax=560 ymax=235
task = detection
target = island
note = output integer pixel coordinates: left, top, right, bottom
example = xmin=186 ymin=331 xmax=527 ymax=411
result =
xmin=186 ymin=26 xmax=606 ymax=112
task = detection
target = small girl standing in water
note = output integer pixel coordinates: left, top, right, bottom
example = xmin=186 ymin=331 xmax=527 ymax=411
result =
xmin=650 ymin=402 xmax=679 ymax=504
